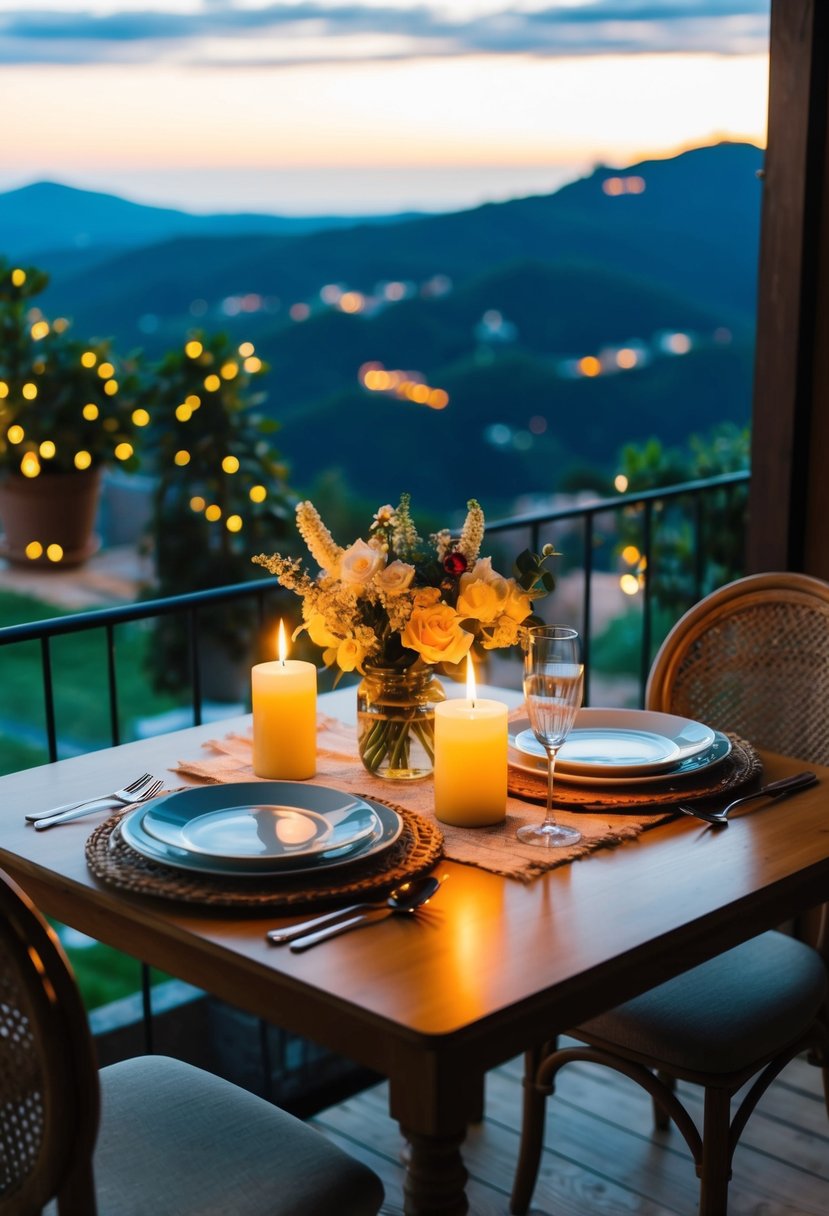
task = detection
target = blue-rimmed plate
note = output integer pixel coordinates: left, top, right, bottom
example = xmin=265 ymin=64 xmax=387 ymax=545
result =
xmin=140 ymin=782 xmax=377 ymax=863
xmin=512 ymin=707 xmax=716 ymax=777
xmin=120 ymin=786 xmax=402 ymax=877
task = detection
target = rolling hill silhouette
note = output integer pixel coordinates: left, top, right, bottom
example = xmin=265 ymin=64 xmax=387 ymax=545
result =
xmin=1 ymin=142 xmax=761 ymax=509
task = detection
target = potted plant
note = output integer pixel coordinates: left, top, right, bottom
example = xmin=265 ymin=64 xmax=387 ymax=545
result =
xmin=0 ymin=260 xmax=139 ymax=566
xmin=141 ymin=330 xmax=293 ymax=699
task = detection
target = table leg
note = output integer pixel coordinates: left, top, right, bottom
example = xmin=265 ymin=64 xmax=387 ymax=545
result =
xmin=400 ymin=1127 xmax=468 ymax=1216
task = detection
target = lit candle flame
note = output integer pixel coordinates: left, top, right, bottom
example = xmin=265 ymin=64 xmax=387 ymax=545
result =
xmin=466 ymin=653 xmax=476 ymax=707
xmin=277 ymin=619 xmax=287 ymax=665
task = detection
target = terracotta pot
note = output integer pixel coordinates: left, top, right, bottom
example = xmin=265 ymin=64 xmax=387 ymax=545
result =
xmin=0 ymin=468 xmax=102 ymax=568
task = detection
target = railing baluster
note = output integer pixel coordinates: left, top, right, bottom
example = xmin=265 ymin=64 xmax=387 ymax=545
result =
xmin=693 ymin=491 xmax=705 ymax=602
xmin=190 ymin=607 xmax=203 ymax=726
xmin=105 ymin=623 xmax=120 ymax=746
xmin=640 ymin=500 xmax=654 ymax=705
xmin=582 ymin=512 xmax=594 ymax=706
xmin=40 ymin=636 xmax=58 ymax=762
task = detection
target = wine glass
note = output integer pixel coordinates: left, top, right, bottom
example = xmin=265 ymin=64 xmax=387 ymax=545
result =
xmin=517 ymin=625 xmax=584 ymax=847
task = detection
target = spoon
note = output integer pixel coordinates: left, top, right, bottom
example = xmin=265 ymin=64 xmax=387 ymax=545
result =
xmin=267 ymin=874 xmax=442 ymax=948
xmin=677 ymin=770 xmax=817 ymax=827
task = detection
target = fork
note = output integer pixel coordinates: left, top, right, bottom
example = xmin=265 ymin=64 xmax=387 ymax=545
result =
xmin=26 ymin=772 xmax=156 ymax=823
xmin=677 ymin=770 xmax=817 ymax=827
xmin=32 ymin=777 xmax=164 ymax=830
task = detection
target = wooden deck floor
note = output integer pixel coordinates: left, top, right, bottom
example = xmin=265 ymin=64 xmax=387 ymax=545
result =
xmin=312 ymin=1045 xmax=829 ymax=1215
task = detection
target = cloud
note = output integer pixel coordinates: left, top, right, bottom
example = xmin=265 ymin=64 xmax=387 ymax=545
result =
xmin=0 ymin=1 xmax=770 ymax=68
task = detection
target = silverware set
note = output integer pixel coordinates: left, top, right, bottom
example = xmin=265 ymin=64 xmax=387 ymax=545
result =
xmin=26 ymin=772 xmax=163 ymax=830
xmin=676 ymin=770 xmax=817 ymax=826
xmin=267 ymin=874 xmax=443 ymax=951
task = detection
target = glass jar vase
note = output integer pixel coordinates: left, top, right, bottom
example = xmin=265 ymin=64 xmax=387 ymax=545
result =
xmin=357 ymin=666 xmax=446 ymax=780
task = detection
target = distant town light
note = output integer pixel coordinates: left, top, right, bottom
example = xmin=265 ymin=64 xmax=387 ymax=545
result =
xmin=616 ymin=348 xmax=639 ymax=369
xmin=529 ymin=415 xmax=547 ymax=435
xmin=238 ymin=341 xmax=255 ymax=358
xmin=320 ymin=284 xmax=342 ymax=305
xmin=614 ymin=474 xmax=629 ymax=493
xmin=243 ymin=356 xmax=262 ymax=373
xmin=339 ymin=291 xmax=364 ymax=314
xmin=663 ymin=332 xmax=692 ymax=355
xmin=577 ymin=356 xmax=601 ymax=378
xmin=384 ymin=282 xmax=407 ymax=301
xmin=46 ymin=544 xmax=64 ymax=563
xmin=290 ymin=303 xmax=310 ymax=322
xmin=603 ymin=176 xmax=646 ymax=196
xmin=620 ymin=573 xmax=640 ymax=595
xmin=429 ymin=389 xmax=449 ymax=410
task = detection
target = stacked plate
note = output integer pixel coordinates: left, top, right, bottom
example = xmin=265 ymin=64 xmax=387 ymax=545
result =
xmin=119 ymin=782 xmax=403 ymax=878
xmin=509 ymin=707 xmax=731 ymax=789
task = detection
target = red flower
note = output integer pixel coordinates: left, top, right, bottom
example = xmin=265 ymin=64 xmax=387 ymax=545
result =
xmin=443 ymin=552 xmax=467 ymax=577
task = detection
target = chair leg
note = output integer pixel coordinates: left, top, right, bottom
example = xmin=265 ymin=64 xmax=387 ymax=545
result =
xmin=697 ymin=1087 xmax=732 ymax=1216
xmin=510 ymin=1044 xmax=551 ymax=1216
xmin=652 ymin=1069 xmax=675 ymax=1131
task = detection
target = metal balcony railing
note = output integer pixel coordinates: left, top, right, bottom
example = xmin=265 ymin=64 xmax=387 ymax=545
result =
xmin=0 ymin=470 xmax=750 ymax=766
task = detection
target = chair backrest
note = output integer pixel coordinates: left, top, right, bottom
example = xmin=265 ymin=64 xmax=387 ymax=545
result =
xmin=646 ymin=572 xmax=829 ymax=766
xmin=0 ymin=869 xmax=100 ymax=1215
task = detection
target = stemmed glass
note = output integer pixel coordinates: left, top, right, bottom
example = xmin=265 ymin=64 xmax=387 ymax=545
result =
xmin=517 ymin=625 xmax=584 ymax=847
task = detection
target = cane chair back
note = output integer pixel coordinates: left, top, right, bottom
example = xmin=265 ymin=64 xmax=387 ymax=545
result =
xmin=646 ymin=571 xmax=829 ymax=763
xmin=0 ymin=870 xmax=100 ymax=1214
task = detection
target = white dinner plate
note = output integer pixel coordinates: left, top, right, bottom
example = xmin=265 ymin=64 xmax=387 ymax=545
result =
xmin=512 ymin=707 xmax=716 ymax=776
xmin=120 ymin=793 xmax=402 ymax=878
xmin=509 ymin=727 xmax=732 ymax=787
xmin=141 ymin=782 xmax=378 ymax=863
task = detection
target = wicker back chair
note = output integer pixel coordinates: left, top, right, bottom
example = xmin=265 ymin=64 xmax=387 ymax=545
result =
xmin=646 ymin=571 xmax=829 ymax=763
xmin=511 ymin=574 xmax=829 ymax=1216
xmin=0 ymin=868 xmax=384 ymax=1216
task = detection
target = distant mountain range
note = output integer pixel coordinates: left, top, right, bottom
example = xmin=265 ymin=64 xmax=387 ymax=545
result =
xmin=0 ymin=143 xmax=762 ymax=512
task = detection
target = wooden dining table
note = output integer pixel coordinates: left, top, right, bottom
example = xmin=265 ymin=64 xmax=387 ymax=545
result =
xmin=2 ymin=686 xmax=829 ymax=1215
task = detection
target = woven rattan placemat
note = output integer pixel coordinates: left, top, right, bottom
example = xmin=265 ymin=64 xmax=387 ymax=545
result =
xmin=85 ymin=799 xmax=443 ymax=910
xmin=508 ymin=734 xmax=761 ymax=808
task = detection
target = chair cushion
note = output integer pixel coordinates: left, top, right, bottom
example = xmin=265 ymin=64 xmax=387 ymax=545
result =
xmin=87 ymin=1055 xmax=383 ymax=1216
xmin=577 ymin=930 xmax=827 ymax=1075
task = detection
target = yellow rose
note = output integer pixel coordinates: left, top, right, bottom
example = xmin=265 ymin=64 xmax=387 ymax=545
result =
xmin=502 ymin=579 xmax=532 ymax=623
xmin=338 ymin=538 xmax=386 ymax=587
xmin=336 ymin=637 xmax=367 ymax=672
xmin=456 ymin=577 xmax=509 ymax=624
xmin=375 ymin=559 xmax=415 ymax=595
xmin=401 ymin=603 xmax=473 ymax=666
xmin=304 ymin=613 xmax=340 ymax=648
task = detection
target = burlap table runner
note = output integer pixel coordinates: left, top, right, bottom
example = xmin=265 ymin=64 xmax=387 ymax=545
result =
xmin=168 ymin=715 xmax=760 ymax=882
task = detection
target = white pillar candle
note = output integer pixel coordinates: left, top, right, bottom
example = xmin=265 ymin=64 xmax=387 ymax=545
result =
xmin=252 ymin=621 xmax=317 ymax=780
xmin=434 ymin=657 xmax=508 ymax=826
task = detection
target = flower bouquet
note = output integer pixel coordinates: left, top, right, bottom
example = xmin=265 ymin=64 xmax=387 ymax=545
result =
xmin=254 ymin=494 xmax=555 ymax=779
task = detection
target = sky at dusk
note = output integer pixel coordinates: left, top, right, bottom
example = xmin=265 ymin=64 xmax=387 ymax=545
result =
xmin=1 ymin=1 xmax=771 ymax=214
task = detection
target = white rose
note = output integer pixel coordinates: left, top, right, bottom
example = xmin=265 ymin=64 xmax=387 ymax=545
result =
xmin=375 ymin=560 xmax=415 ymax=595
xmin=338 ymin=539 xmax=386 ymax=587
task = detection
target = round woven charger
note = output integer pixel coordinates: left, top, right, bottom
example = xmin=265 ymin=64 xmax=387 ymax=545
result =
xmin=508 ymin=734 xmax=762 ymax=809
xmin=85 ymin=797 xmax=443 ymax=911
